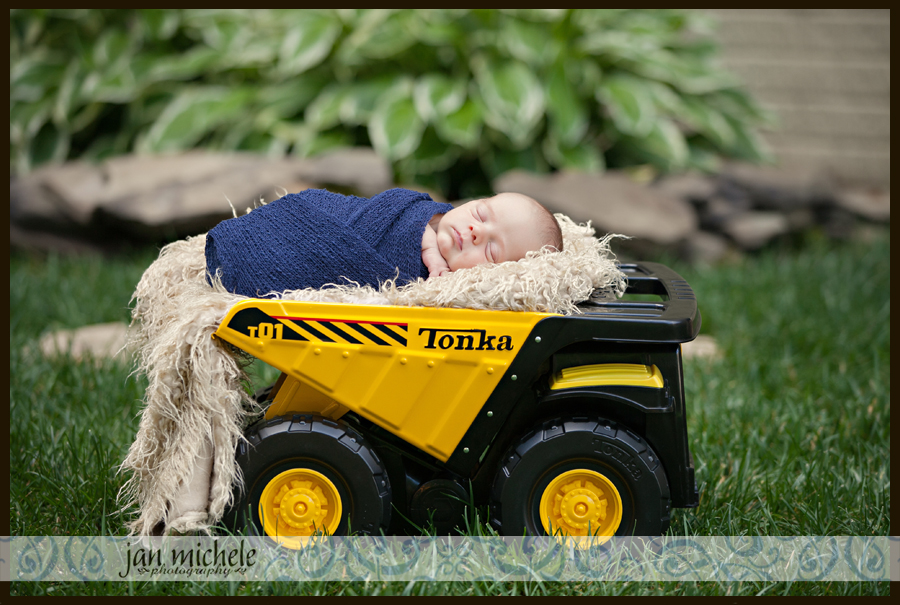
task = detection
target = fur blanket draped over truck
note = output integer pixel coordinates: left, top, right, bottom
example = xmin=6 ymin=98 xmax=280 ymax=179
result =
xmin=118 ymin=213 xmax=626 ymax=536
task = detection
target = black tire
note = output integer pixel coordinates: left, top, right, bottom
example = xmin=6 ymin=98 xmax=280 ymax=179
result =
xmin=490 ymin=417 xmax=670 ymax=538
xmin=225 ymin=414 xmax=391 ymax=543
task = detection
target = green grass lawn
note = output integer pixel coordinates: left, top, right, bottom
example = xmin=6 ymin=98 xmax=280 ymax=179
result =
xmin=9 ymin=231 xmax=890 ymax=596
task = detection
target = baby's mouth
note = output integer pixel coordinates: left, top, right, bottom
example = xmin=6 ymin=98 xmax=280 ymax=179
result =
xmin=453 ymin=227 xmax=463 ymax=251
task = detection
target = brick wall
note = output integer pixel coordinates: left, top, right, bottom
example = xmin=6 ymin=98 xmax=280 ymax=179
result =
xmin=708 ymin=9 xmax=890 ymax=186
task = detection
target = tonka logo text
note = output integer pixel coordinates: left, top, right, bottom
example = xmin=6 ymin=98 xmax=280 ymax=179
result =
xmin=418 ymin=328 xmax=514 ymax=351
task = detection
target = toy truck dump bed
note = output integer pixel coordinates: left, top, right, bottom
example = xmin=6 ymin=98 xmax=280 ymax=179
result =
xmin=215 ymin=262 xmax=700 ymax=547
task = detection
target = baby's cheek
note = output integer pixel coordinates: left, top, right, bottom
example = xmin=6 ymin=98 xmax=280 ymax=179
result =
xmin=451 ymin=252 xmax=481 ymax=271
xmin=435 ymin=232 xmax=449 ymax=259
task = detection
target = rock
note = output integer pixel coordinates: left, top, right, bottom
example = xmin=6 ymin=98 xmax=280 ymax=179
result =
xmin=96 ymin=158 xmax=320 ymax=239
xmin=494 ymin=169 xmax=698 ymax=245
xmin=680 ymin=231 xmax=737 ymax=265
xmin=10 ymin=162 xmax=103 ymax=236
xmin=818 ymin=207 xmax=857 ymax=240
xmin=11 ymin=154 xmax=248 ymax=229
xmin=26 ymin=161 xmax=109 ymax=227
xmin=10 ymin=224 xmax=110 ymax=255
xmin=10 ymin=148 xmax=393 ymax=246
xmin=295 ymin=147 xmax=393 ymax=198
xmin=720 ymin=211 xmax=791 ymax=250
xmin=11 ymin=153 xmax=267 ymax=242
xmin=395 ymin=184 xmax=447 ymax=204
xmin=714 ymin=175 xmax=754 ymax=205
xmin=653 ymin=173 xmax=717 ymax=204
xmin=719 ymin=162 xmax=833 ymax=210
xmin=699 ymin=195 xmax=753 ymax=231
xmin=834 ymin=187 xmax=890 ymax=222
xmin=681 ymin=335 xmax=721 ymax=361
xmin=39 ymin=322 xmax=130 ymax=363
xmin=12 ymin=149 xmax=883 ymax=260
xmin=492 ymin=169 xmax=556 ymax=205
xmin=68 ymin=153 xmax=246 ymax=216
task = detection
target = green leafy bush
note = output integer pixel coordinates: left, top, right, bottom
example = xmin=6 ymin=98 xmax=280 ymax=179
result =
xmin=11 ymin=9 xmax=774 ymax=197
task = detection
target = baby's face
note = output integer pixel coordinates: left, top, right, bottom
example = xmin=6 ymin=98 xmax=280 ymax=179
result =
xmin=433 ymin=192 xmax=547 ymax=271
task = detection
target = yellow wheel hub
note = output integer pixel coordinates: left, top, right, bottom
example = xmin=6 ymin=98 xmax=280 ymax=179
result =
xmin=259 ymin=468 xmax=342 ymax=549
xmin=539 ymin=469 xmax=623 ymax=546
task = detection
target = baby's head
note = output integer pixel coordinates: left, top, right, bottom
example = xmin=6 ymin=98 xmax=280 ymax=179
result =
xmin=433 ymin=192 xmax=563 ymax=271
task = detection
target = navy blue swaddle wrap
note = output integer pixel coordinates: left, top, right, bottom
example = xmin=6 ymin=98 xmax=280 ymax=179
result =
xmin=205 ymin=188 xmax=453 ymax=297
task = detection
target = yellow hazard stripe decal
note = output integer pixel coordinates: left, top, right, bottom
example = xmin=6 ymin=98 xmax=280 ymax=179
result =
xmin=272 ymin=315 xmax=408 ymax=347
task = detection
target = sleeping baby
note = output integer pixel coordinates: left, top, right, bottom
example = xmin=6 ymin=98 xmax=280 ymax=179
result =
xmin=421 ymin=191 xmax=563 ymax=278
xmin=206 ymin=187 xmax=562 ymax=297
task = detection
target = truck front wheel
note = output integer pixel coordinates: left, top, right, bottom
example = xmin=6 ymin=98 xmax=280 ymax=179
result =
xmin=490 ymin=417 xmax=670 ymax=542
xmin=225 ymin=415 xmax=391 ymax=548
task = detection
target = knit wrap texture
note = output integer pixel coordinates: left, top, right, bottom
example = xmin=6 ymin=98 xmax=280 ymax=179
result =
xmin=205 ymin=188 xmax=453 ymax=297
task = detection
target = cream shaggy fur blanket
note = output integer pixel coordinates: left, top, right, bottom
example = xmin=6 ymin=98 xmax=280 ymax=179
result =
xmin=118 ymin=214 xmax=626 ymax=536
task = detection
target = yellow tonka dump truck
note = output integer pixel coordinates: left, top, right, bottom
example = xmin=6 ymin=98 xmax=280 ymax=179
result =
xmin=216 ymin=262 xmax=701 ymax=547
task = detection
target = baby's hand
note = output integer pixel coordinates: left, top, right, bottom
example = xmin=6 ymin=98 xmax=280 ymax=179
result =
xmin=421 ymin=224 xmax=451 ymax=278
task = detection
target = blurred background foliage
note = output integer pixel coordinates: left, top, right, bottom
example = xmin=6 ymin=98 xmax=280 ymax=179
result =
xmin=11 ymin=9 xmax=774 ymax=199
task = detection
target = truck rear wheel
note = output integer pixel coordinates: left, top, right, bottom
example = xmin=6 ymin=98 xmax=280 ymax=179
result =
xmin=226 ymin=415 xmax=391 ymax=548
xmin=490 ymin=417 xmax=670 ymax=542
